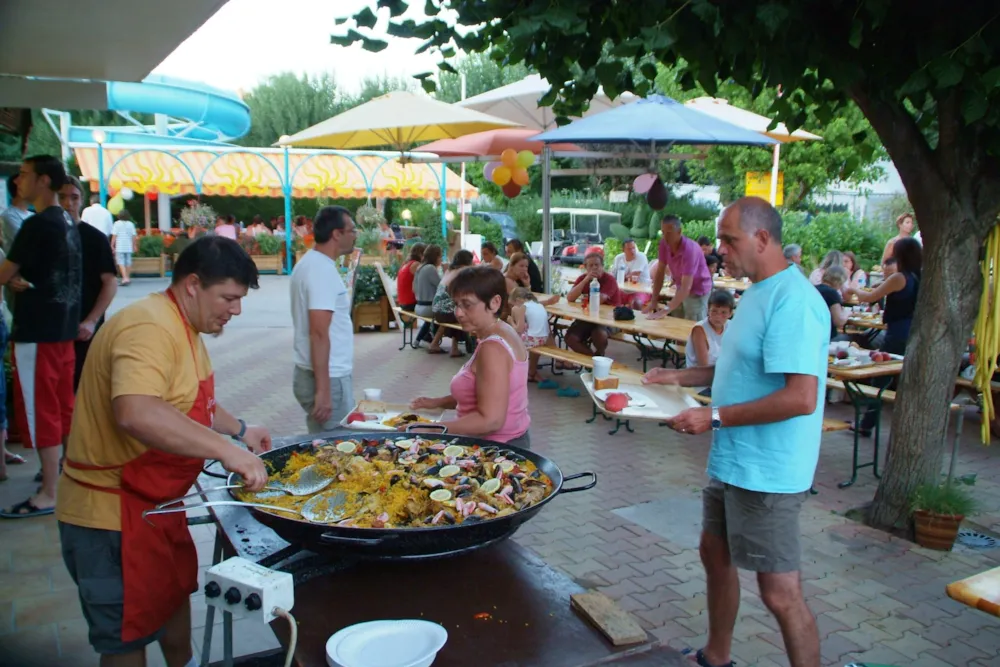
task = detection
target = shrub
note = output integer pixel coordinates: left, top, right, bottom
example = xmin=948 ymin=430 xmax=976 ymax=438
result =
xmin=603 ymin=238 xmax=623 ymax=269
xmin=256 ymin=233 xmax=283 ymax=256
xmin=469 ymin=217 xmax=504 ymax=252
xmin=352 ymin=264 xmax=386 ymax=304
xmin=179 ymin=202 xmax=217 ymax=230
xmin=137 ymin=235 xmax=164 ymax=258
xmin=911 ymin=482 xmax=977 ymax=517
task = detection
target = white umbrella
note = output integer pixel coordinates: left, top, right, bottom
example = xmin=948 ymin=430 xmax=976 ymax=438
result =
xmin=684 ymin=97 xmax=822 ymax=205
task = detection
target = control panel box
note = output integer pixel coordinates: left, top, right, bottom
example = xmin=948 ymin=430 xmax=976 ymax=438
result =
xmin=203 ymin=557 xmax=294 ymax=622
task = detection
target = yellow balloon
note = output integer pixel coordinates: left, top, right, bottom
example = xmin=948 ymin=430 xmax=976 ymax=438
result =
xmin=492 ymin=166 xmax=512 ymax=186
xmin=512 ymin=167 xmax=530 ymax=186
xmin=107 ymin=195 xmax=125 ymax=215
xmin=500 ymin=148 xmax=518 ymax=168
xmin=516 ymin=150 xmax=535 ymax=169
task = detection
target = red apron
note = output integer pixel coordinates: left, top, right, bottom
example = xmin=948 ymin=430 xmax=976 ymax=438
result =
xmin=65 ymin=289 xmax=215 ymax=642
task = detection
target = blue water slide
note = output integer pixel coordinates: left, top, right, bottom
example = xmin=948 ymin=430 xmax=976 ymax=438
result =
xmin=66 ymin=74 xmax=250 ymax=146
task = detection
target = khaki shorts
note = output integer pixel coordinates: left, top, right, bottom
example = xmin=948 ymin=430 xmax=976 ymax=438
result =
xmin=702 ymin=478 xmax=807 ymax=573
xmin=292 ymin=367 xmax=353 ymax=434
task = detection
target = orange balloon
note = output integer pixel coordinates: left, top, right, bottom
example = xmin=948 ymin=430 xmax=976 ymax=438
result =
xmin=500 ymin=148 xmax=518 ymax=168
xmin=512 ymin=167 xmax=530 ymax=186
xmin=492 ymin=166 xmax=512 ymax=186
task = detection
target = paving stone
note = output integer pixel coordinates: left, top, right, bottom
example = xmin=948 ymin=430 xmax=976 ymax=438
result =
xmin=898 ymin=600 xmax=962 ymax=626
xmin=818 ymin=631 xmax=866 ymax=665
xmin=927 ymin=638 xmax=992 ymax=666
xmin=883 ymin=629 xmax=957 ymax=660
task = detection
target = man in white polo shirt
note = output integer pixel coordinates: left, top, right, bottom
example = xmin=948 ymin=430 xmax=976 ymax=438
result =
xmin=290 ymin=205 xmax=358 ymax=432
xmin=80 ymin=194 xmax=114 ymax=238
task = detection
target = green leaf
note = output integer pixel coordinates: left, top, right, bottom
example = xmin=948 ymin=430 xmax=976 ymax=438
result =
xmin=756 ymin=3 xmax=790 ymax=38
xmin=440 ymin=46 xmax=456 ymax=59
xmin=639 ymin=26 xmax=676 ymax=51
xmin=848 ymin=19 xmax=862 ymax=49
xmin=982 ymin=66 xmax=1000 ymax=90
xmin=612 ymin=41 xmax=641 ymax=58
xmin=438 ymin=61 xmax=458 ymax=75
xmin=928 ymin=57 xmax=964 ymax=88
xmin=640 ymin=62 xmax=658 ymax=82
xmin=898 ymin=69 xmax=930 ymax=97
xmin=355 ymin=6 xmax=377 ymax=29
xmin=376 ymin=0 xmax=407 ymax=18
xmin=413 ymin=71 xmax=433 ymax=80
xmin=387 ymin=20 xmax=418 ymax=38
xmin=330 ymin=32 xmax=360 ymax=48
xmin=360 ymin=34 xmax=389 ymax=53
xmin=420 ymin=78 xmax=438 ymax=94
xmin=596 ymin=62 xmax=620 ymax=89
xmin=424 ymin=0 xmax=440 ymax=16
xmin=539 ymin=87 xmax=559 ymax=108
xmin=962 ymin=89 xmax=989 ymax=125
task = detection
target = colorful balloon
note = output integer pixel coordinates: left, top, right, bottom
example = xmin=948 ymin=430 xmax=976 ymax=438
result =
xmin=107 ymin=195 xmax=125 ymax=215
xmin=120 ymin=187 xmax=134 ymax=201
xmin=516 ymin=150 xmax=535 ymax=169
xmin=492 ymin=166 xmax=512 ymax=186
xmin=633 ymin=173 xmax=657 ymax=194
xmin=511 ymin=167 xmax=530 ymax=187
xmin=483 ymin=161 xmax=499 ymax=182
xmin=646 ymin=178 xmax=668 ymax=210
xmin=500 ymin=148 xmax=518 ymax=168
xmin=502 ymin=181 xmax=522 ymax=198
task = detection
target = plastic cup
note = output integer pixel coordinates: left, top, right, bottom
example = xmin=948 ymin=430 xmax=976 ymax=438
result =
xmin=363 ymin=388 xmax=382 ymax=401
xmin=592 ymin=356 xmax=613 ymax=379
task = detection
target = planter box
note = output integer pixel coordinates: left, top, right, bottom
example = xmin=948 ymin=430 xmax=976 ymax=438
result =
xmin=352 ymin=296 xmax=389 ymax=333
xmin=294 ymin=250 xmax=306 ymax=265
xmin=252 ymin=254 xmax=284 ymax=275
xmin=132 ymin=254 xmax=166 ymax=277
xmin=913 ymin=509 xmax=964 ymax=551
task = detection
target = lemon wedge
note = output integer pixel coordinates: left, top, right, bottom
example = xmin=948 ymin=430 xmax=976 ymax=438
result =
xmin=480 ymin=478 xmax=502 ymax=495
xmin=336 ymin=442 xmax=357 ymax=454
xmin=443 ymin=445 xmax=464 ymax=457
xmin=429 ymin=489 xmax=452 ymax=502
xmin=499 ymin=461 xmax=516 ymax=473
xmin=437 ymin=465 xmax=460 ymax=478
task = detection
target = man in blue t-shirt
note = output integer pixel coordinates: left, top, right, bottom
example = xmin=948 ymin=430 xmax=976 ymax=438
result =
xmin=643 ymin=196 xmax=829 ymax=667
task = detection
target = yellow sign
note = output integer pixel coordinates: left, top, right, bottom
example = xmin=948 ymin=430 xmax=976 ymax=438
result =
xmin=745 ymin=171 xmax=784 ymax=206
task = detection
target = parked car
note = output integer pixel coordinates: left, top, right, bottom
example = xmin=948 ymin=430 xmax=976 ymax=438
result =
xmin=558 ymin=233 xmax=602 ymax=266
xmin=468 ymin=211 xmax=519 ymax=247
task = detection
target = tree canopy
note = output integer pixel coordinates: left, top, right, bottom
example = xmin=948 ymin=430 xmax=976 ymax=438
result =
xmin=338 ymin=0 xmax=1000 ymax=530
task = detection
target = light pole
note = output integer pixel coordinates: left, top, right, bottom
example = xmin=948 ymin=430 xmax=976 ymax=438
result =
xmin=92 ymin=129 xmax=107 ymax=206
xmin=279 ymin=136 xmax=293 ymax=273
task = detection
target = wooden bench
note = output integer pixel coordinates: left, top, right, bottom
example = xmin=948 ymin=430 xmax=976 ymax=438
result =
xmin=608 ymin=331 xmax=686 ymax=371
xmin=393 ymin=307 xmax=465 ymax=351
xmin=532 ymin=345 xmax=630 ymax=375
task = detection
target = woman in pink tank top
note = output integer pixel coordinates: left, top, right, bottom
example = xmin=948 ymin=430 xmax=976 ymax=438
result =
xmin=409 ymin=266 xmax=531 ymax=447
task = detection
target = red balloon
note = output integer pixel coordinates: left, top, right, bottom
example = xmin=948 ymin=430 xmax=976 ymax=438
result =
xmin=502 ymin=181 xmax=521 ymax=198
xmin=646 ymin=178 xmax=668 ymax=210
xmin=147 ymin=190 xmax=158 ymax=201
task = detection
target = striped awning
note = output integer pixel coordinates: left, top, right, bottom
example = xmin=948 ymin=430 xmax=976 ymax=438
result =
xmin=73 ymin=146 xmax=478 ymax=200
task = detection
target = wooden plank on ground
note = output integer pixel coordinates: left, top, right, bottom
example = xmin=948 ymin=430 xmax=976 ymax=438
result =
xmin=375 ymin=262 xmax=403 ymax=330
xmin=570 ymin=592 xmax=647 ymax=647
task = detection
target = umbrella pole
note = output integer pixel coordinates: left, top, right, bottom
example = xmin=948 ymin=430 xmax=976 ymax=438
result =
xmin=440 ymin=163 xmax=448 ymax=260
xmin=542 ymin=144 xmax=552 ymax=293
xmin=284 ymin=146 xmax=293 ymax=273
xmin=769 ymin=143 xmax=781 ymax=206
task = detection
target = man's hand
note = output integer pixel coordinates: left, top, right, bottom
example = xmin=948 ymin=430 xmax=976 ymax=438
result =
xmin=667 ymin=407 xmax=713 ymax=435
xmin=77 ymin=320 xmax=97 ymax=342
xmin=312 ymin=390 xmax=332 ymax=425
xmin=410 ymin=396 xmax=440 ymax=410
xmin=242 ymin=425 xmax=272 ymax=454
xmin=9 ymin=276 xmax=31 ymax=292
xmin=220 ymin=446 xmax=268 ymax=491
xmin=642 ymin=367 xmax=680 ymax=386
xmin=646 ymin=308 xmax=670 ymax=320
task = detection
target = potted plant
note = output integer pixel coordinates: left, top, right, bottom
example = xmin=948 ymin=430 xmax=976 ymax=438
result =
xmin=132 ymin=235 xmax=167 ymax=277
xmin=251 ymin=233 xmax=284 ymax=274
xmin=180 ymin=201 xmax=216 ymax=232
xmin=356 ymin=203 xmax=388 ymax=265
xmin=911 ymin=481 xmax=977 ymax=551
xmin=351 ymin=264 xmax=389 ymax=332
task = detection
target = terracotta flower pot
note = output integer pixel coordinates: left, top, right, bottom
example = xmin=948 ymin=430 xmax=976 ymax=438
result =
xmin=913 ymin=509 xmax=964 ymax=551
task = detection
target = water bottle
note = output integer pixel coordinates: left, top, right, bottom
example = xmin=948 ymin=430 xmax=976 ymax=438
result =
xmin=589 ymin=278 xmax=601 ymax=316
xmin=858 ymin=275 xmax=867 ymax=288
xmin=616 ymin=266 xmax=626 ymax=283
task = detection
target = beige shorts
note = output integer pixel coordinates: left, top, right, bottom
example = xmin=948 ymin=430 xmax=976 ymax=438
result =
xmin=702 ymin=478 xmax=807 ymax=573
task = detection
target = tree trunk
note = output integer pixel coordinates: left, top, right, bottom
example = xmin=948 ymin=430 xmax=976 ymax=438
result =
xmin=868 ymin=210 xmax=986 ymax=529
xmin=850 ymin=87 xmax=1000 ymax=529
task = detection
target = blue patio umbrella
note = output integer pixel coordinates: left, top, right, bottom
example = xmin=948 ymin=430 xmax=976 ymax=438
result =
xmin=531 ymin=95 xmax=779 ymax=146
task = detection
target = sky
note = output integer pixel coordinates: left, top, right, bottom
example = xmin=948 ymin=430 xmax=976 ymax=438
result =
xmin=153 ymin=0 xmax=442 ymax=96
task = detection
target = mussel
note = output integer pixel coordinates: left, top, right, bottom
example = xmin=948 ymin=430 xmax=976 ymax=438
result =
xmin=425 ymin=464 xmax=442 ymax=476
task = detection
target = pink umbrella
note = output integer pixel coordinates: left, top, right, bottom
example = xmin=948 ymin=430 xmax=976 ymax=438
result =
xmin=418 ymin=128 xmax=580 ymax=159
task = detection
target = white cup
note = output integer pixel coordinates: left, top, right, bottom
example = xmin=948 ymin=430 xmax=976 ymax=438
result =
xmin=363 ymin=388 xmax=382 ymax=401
xmin=592 ymin=356 xmax=613 ymax=379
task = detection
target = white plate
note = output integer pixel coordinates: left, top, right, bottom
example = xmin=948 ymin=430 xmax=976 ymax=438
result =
xmin=833 ymin=358 xmax=873 ymax=368
xmin=326 ymin=619 xmax=447 ymax=667
xmin=594 ymin=388 xmax=652 ymax=408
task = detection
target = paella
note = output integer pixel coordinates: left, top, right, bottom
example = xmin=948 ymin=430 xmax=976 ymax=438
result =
xmin=236 ymin=436 xmax=554 ymax=529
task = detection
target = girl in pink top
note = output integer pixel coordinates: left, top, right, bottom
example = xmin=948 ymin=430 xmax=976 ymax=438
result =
xmin=410 ymin=266 xmax=531 ymax=447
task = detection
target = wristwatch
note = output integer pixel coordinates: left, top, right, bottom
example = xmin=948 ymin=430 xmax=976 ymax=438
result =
xmin=236 ymin=418 xmax=248 ymax=441
xmin=711 ymin=407 xmax=722 ymax=431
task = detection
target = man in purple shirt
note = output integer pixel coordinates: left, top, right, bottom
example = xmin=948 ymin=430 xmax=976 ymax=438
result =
xmin=645 ymin=215 xmax=713 ymax=321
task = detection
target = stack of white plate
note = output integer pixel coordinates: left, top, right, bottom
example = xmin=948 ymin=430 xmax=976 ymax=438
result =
xmin=326 ymin=620 xmax=448 ymax=667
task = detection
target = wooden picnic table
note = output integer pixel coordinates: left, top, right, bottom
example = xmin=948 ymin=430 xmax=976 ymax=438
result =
xmin=617 ymin=277 xmax=749 ymax=299
xmin=947 ymin=566 xmax=1000 ymax=617
xmin=845 ymin=313 xmax=886 ymax=331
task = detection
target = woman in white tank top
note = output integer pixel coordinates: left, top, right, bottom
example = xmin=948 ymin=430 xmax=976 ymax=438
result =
xmin=508 ymin=288 xmax=557 ymax=382
xmin=685 ymin=291 xmax=736 ymax=385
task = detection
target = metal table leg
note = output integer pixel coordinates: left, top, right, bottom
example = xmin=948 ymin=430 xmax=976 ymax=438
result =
xmin=200 ymin=530 xmax=224 ymax=667
xmin=837 ymin=380 xmax=886 ymax=488
xmin=223 ymin=610 xmax=233 ymax=667
xmin=587 ymin=402 xmax=632 ymax=435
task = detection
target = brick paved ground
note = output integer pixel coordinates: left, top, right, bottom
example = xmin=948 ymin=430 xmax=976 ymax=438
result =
xmin=2 ymin=276 xmax=999 ymax=666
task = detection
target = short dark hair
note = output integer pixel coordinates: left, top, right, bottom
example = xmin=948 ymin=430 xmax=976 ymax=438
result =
xmin=708 ymin=289 xmax=736 ymax=311
xmin=313 ymin=205 xmax=352 ymax=244
xmin=90 ymin=194 xmax=100 ymax=204
xmin=697 ymin=236 xmax=712 ymax=246
xmin=450 ymin=249 xmax=474 ymax=270
xmin=506 ymin=238 xmax=524 ymax=252
xmin=892 ymin=237 xmax=922 ymax=276
xmin=172 ymin=235 xmax=260 ymax=289
xmin=481 ymin=241 xmax=498 ymax=255
xmin=706 ymin=255 xmax=719 ymax=269
xmin=7 ymin=174 xmax=18 ymax=199
xmin=449 ymin=265 xmax=507 ymax=316
xmin=64 ymin=175 xmax=83 ymax=194
xmin=661 ymin=214 xmax=681 ymax=228
xmin=24 ymin=155 xmax=68 ymax=192
xmin=117 ymin=209 xmax=131 ymax=221
xmin=622 ymin=238 xmax=636 ymax=246
xmin=422 ymin=244 xmax=442 ymax=267
xmin=407 ymin=242 xmax=426 ymax=262
xmin=226 ymin=214 xmax=236 ymax=225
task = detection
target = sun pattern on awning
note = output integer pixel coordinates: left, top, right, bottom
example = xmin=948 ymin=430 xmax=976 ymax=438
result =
xmin=73 ymin=147 xmax=478 ymax=200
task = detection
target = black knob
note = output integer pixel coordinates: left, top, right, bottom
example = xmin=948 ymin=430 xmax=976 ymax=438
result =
xmin=204 ymin=582 xmax=221 ymax=598
xmin=245 ymin=593 xmax=262 ymax=611
xmin=224 ymin=587 xmax=242 ymax=605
